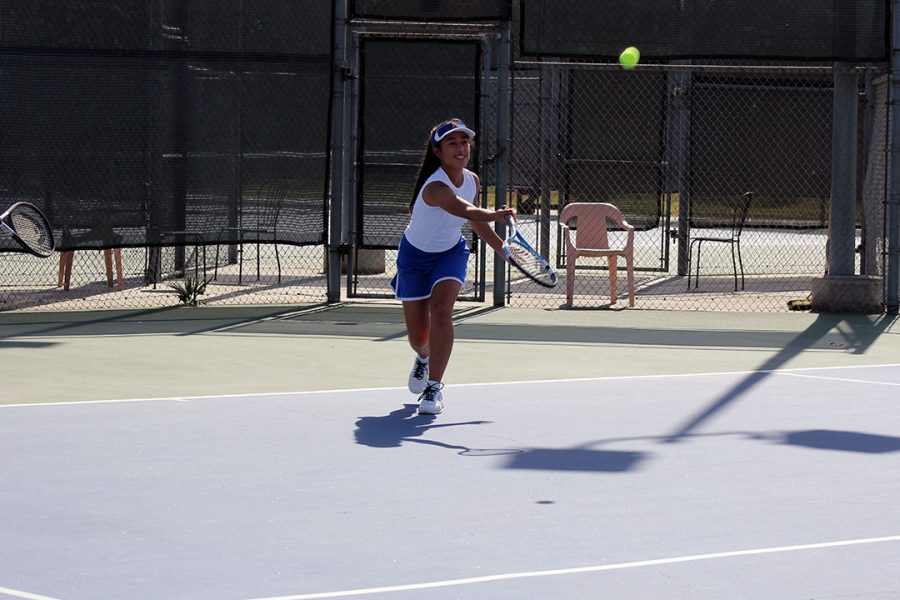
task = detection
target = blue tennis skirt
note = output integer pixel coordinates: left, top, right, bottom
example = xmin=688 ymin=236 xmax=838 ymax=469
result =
xmin=390 ymin=235 xmax=469 ymax=301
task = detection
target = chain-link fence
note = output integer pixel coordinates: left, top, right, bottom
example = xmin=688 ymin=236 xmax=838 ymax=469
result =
xmin=1 ymin=1 xmax=332 ymax=311
xmin=500 ymin=60 xmax=889 ymax=311
xmin=1 ymin=3 xmax=893 ymax=313
xmin=0 ymin=244 xmax=328 ymax=311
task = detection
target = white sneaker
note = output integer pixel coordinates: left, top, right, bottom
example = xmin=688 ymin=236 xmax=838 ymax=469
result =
xmin=417 ymin=382 xmax=444 ymax=415
xmin=408 ymin=356 xmax=429 ymax=393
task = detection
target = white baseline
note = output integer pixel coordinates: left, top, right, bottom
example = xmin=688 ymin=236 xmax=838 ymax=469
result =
xmin=247 ymin=534 xmax=900 ymax=600
xmin=1 ymin=363 xmax=897 ymax=409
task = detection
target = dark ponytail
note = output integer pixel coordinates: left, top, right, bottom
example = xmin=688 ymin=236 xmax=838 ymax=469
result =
xmin=409 ymin=138 xmax=441 ymax=214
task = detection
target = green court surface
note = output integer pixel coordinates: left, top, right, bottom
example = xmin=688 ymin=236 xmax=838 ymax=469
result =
xmin=2 ymin=303 xmax=898 ymax=405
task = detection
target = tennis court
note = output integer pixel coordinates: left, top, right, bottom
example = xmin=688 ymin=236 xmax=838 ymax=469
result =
xmin=2 ymin=304 xmax=899 ymax=599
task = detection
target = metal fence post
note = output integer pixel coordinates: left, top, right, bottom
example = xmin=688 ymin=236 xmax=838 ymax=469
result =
xmin=478 ymin=34 xmax=493 ymax=301
xmin=327 ymin=0 xmax=349 ymax=303
xmin=493 ymin=19 xmax=512 ymax=306
xmin=538 ymin=62 xmax=553 ymax=259
xmin=829 ymin=62 xmax=858 ymax=278
xmin=668 ymin=61 xmax=692 ymax=276
xmin=888 ymin=3 xmax=900 ymax=313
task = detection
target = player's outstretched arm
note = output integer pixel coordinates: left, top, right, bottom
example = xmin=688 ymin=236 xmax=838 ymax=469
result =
xmin=423 ymin=181 xmax=514 ymax=223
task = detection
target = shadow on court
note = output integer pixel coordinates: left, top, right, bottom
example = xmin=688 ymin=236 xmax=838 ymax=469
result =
xmin=2 ymin=303 xmax=896 ymax=352
xmin=499 ymin=428 xmax=900 ymax=473
xmin=662 ymin=314 xmax=898 ymax=443
xmin=0 ymin=340 xmax=57 ymax=348
xmin=0 ymin=305 xmax=301 ymax=338
xmin=453 ymin=313 xmax=899 ymax=350
xmin=506 ymin=448 xmax=647 ymax=472
xmin=355 ymin=404 xmax=498 ymax=453
xmin=349 ymin=312 xmax=900 ymax=474
xmin=779 ymin=429 xmax=900 ymax=454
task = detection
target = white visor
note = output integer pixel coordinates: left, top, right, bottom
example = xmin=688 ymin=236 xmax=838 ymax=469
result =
xmin=432 ymin=121 xmax=476 ymax=145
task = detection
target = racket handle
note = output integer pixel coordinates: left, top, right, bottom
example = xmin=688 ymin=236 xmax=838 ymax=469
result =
xmin=497 ymin=205 xmax=513 ymax=259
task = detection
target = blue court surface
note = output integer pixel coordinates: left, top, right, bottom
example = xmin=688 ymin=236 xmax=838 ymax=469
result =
xmin=1 ymin=306 xmax=899 ymax=599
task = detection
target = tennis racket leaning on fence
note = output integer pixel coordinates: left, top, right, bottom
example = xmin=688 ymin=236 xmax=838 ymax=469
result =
xmin=502 ymin=212 xmax=558 ymax=288
xmin=1 ymin=202 xmax=56 ymax=258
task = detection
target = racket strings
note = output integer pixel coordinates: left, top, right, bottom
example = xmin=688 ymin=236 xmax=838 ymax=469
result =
xmin=10 ymin=206 xmax=53 ymax=255
xmin=508 ymin=241 xmax=556 ymax=286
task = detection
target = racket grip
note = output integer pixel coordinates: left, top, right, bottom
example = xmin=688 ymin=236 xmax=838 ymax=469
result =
xmin=498 ymin=206 xmax=511 ymax=256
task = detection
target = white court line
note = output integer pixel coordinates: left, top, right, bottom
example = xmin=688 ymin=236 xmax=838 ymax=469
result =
xmin=773 ymin=371 xmax=900 ymax=387
xmin=0 ymin=586 xmax=61 ymax=600
xmin=246 ymin=534 xmax=900 ymax=600
xmin=2 ymin=363 xmax=898 ymax=409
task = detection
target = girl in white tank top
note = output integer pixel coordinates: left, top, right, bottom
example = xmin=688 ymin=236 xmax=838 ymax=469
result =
xmin=404 ymin=166 xmax=477 ymax=252
xmin=390 ymin=118 xmax=515 ymax=416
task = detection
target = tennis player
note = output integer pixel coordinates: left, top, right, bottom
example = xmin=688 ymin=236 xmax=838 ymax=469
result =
xmin=391 ymin=118 xmax=514 ymax=415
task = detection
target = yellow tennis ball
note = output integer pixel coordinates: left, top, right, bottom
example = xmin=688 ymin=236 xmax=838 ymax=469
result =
xmin=619 ymin=46 xmax=640 ymax=70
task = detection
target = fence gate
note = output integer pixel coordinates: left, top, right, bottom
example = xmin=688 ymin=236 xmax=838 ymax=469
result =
xmin=348 ymin=35 xmax=488 ymax=299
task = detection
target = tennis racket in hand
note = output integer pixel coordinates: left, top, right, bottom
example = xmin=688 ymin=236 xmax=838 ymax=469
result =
xmin=502 ymin=213 xmax=558 ymax=288
xmin=1 ymin=202 xmax=56 ymax=258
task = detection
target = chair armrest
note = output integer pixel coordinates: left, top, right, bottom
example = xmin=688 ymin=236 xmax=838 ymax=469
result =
xmin=623 ymin=221 xmax=635 ymax=251
xmin=559 ymin=222 xmax=576 ymax=252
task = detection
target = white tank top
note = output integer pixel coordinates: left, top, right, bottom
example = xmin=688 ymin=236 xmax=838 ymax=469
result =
xmin=403 ymin=167 xmax=478 ymax=252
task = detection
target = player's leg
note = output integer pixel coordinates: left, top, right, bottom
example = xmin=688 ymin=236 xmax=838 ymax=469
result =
xmin=415 ymin=279 xmax=460 ymax=415
xmin=402 ymin=299 xmax=431 ymax=393
xmin=402 ymin=298 xmax=430 ymax=357
xmin=426 ymin=278 xmax=461 ymax=384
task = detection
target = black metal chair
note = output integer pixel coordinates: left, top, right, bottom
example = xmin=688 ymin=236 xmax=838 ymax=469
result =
xmin=214 ymin=182 xmax=286 ymax=283
xmin=687 ymin=191 xmax=754 ymax=291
